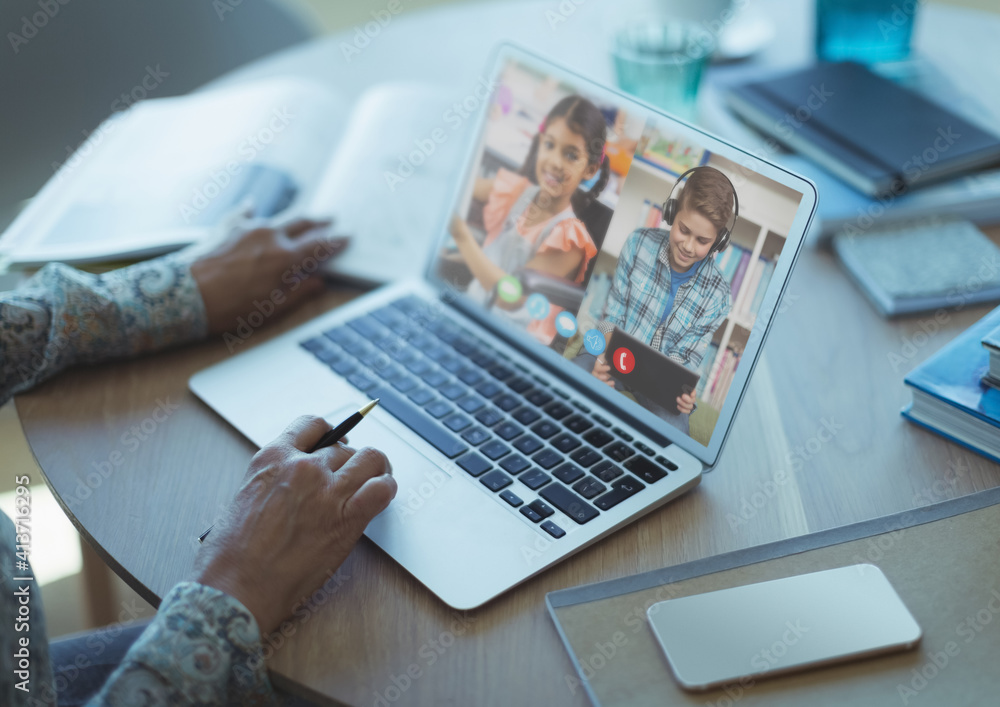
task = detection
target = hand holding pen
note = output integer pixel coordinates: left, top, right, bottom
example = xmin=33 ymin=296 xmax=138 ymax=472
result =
xmin=198 ymin=399 xmax=380 ymax=542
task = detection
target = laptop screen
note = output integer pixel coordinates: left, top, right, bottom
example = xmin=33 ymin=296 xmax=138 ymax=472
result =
xmin=428 ymin=45 xmax=816 ymax=465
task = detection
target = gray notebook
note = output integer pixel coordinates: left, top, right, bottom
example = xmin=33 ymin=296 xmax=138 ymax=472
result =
xmin=832 ymin=218 xmax=1000 ymax=317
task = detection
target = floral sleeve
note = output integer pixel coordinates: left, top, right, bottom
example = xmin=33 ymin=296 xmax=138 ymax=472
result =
xmin=86 ymin=582 xmax=276 ymax=706
xmin=0 ymin=255 xmax=208 ymax=406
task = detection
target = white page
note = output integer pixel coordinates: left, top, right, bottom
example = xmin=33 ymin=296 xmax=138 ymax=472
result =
xmin=303 ymin=82 xmax=469 ymax=286
xmin=1 ymin=78 xmax=347 ymax=266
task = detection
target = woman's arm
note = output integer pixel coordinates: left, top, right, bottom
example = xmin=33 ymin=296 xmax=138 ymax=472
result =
xmin=84 ymin=583 xmax=275 ymax=706
xmin=0 ymin=257 xmax=206 ymax=407
xmin=89 ymin=416 xmax=395 ymax=706
xmin=0 ymin=218 xmax=341 ymax=406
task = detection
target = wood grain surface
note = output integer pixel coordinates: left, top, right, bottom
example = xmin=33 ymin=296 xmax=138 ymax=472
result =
xmin=17 ymin=224 xmax=1000 ymax=706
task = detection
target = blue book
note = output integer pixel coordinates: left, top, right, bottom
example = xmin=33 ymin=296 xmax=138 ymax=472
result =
xmin=749 ymin=258 xmax=775 ymax=317
xmin=902 ymin=305 xmax=1000 ymax=463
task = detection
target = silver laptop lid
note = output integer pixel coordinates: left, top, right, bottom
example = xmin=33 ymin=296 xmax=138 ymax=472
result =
xmin=423 ymin=43 xmax=817 ymax=467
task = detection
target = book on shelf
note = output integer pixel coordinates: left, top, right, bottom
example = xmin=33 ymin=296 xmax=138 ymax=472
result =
xmin=737 ymin=258 xmax=765 ymax=319
xmin=730 ymin=249 xmax=751 ymax=299
xmin=0 ymin=78 xmax=462 ymax=287
xmin=832 ymin=217 xmax=1000 ymax=317
xmin=902 ymin=305 xmax=1000 ymax=463
xmin=717 ymin=245 xmax=740 ymax=282
xmin=714 ymin=245 xmax=732 ymax=278
xmin=700 ymin=344 xmax=742 ymax=409
xmin=713 ymin=244 xmax=774 ymax=325
xmin=704 ymin=347 xmax=730 ymax=405
xmin=711 ymin=347 xmax=742 ymax=410
xmin=749 ymin=259 xmax=776 ymax=318
xmin=646 ymin=202 xmax=663 ymax=228
xmin=637 ymin=200 xmax=664 ymax=229
xmin=695 ymin=342 xmax=719 ymax=399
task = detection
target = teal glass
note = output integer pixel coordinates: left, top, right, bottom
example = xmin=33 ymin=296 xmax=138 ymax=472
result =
xmin=611 ymin=22 xmax=714 ymax=121
xmin=816 ymin=0 xmax=917 ymax=63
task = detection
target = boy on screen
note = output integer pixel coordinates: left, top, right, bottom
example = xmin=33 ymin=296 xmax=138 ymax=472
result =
xmin=590 ymin=166 xmax=735 ymax=434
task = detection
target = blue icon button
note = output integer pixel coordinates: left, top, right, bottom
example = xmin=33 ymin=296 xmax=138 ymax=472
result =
xmin=525 ymin=293 xmax=550 ymax=320
xmin=583 ymin=329 xmax=606 ymax=355
xmin=554 ymin=311 xmax=578 ymax=338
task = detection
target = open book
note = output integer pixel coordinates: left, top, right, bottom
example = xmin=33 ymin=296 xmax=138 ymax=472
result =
xmin=0 ymin=77 xmax=465 ymax=286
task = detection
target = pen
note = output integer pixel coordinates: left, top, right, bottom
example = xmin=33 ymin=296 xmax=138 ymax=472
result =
xmin=309 ymin=398 xmax=379 ymax=452
xmin=197 ymin=399 xmax=380 ymax=543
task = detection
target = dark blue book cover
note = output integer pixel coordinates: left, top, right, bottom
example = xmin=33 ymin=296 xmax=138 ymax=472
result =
xmin=903 ymin=306 xmax=1000 ymax=438
xmin=727 ymin=62 xmax=1000 ymax=196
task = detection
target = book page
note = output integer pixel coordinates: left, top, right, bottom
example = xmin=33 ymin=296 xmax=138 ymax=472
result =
xmin=1 ymin=78 xmax=347 ymax=266
xmin=303 ymin=82 xmax=469 ymax=286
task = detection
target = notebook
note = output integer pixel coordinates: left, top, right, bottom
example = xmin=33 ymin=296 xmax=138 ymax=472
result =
xmin=832 ymin=217 xmax=1000 ymax=317
xmin=726 ymin=62 xmax=1000 ymax=198
xmin=0 ymin=78 xmax=464 ymax=288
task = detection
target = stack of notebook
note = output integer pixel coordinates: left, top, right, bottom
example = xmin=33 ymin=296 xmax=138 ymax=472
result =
xmin=902 ymin=306 xmax=1000 ymax=462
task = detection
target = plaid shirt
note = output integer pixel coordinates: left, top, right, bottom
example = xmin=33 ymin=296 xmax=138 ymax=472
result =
xmin=598 ymin=228 xmax=731 ymax=369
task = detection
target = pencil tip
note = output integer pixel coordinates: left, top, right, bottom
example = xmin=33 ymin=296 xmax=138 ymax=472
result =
xmin=359 ymin=399 xmax=379 ymax=416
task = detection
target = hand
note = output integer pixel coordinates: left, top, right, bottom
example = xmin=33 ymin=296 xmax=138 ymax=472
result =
xmin=193 ymin=416 xmax=397 ymax=635
xmin=592 ymin=357 xmax=616 ymax=387
xmin=190 ymin=216 xmax=349 ymax=335
xmin=676 ymin=392 xmax=696 ymax=415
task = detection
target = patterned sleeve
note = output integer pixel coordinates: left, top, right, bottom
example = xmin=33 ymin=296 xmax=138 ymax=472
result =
xmin=0 ymin=254 xmax=207 ymax=406
xmin=0 ymin=509 xmax=54 ymax=707
xmin=86 ymin=582 xmax=275 ymax=706
xmin=597 ymin=230 xmax=637 ymax=335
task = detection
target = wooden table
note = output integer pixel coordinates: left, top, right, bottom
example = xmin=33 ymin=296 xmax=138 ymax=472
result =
xmin=17 ymin=1 xmax=1000 ymax=705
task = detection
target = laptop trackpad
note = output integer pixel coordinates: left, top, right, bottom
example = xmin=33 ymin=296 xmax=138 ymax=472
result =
xmin=323 ymin=404 xmax=455 ymax=495
xmin=326 ymin=407 xmax=541 ymax=609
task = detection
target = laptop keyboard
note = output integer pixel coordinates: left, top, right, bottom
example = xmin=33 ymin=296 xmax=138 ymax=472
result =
xmin=299 ymin=295 xmax=679 ymax=539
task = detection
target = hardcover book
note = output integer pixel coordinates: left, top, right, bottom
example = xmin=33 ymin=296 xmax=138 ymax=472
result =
xmin=903 ymin=305 xmax=1000 ymax=462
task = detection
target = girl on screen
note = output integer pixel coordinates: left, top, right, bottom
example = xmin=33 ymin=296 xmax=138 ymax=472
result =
xmin=449 ymin=95 xmax=609 ymax=345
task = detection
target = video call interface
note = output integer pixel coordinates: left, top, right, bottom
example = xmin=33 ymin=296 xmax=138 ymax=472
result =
xmin=435 ymin=59 xmax=804 ymax=447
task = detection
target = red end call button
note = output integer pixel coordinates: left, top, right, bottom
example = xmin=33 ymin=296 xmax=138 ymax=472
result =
xmin=613 ymin=347 xmax=635 ymax=374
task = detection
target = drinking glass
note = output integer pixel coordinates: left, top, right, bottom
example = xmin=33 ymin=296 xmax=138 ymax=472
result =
xmin=611 ymin=21 xmax=715 ymax=121
xmin=815 ymin=0 xmax=918 ymax=63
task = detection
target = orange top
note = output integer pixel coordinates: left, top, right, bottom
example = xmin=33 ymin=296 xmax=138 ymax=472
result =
xmin=483 ymin=168 xmax=598 ymax=345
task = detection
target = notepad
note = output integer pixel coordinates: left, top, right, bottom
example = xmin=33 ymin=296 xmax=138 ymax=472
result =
xmin=832 ymin=218 xmax=1000 ymax=316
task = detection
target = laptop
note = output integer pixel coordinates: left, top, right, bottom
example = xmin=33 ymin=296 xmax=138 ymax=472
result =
xmin=189 ymin=44 xmax=817 ymax=609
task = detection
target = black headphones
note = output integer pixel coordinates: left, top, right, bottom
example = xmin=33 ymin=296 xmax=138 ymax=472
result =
xmin=661 ymin=166 xmax=739 ymax=256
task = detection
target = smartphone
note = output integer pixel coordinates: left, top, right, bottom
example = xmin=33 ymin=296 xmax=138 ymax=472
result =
xmin=646 ymin=564 xmax=922 ymax=691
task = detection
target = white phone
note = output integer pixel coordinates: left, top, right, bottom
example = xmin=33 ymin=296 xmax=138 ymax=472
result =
xmin=646 ymin=564 xmax=922 ymax=691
